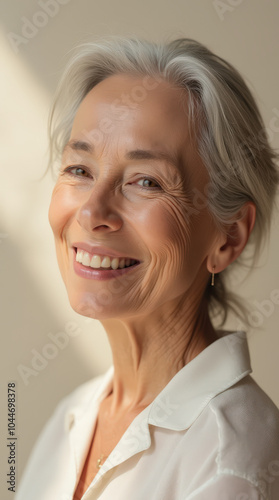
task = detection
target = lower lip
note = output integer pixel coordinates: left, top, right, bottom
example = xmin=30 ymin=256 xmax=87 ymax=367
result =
xmin=72 ymin=250 xmax=140 ymax=281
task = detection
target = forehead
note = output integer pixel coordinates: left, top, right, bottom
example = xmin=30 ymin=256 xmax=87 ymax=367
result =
xmin=76 ymin=73 xmax=187 ymax=116
xmin=71 ymin=74 xmax=190 ymax=146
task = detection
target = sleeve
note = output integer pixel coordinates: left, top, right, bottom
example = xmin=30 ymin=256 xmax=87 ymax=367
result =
xmin=186 ymin=474 xmax=265 ymax=500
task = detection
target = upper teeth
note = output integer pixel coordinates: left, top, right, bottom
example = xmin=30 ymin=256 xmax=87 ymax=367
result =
xmin=76 ymin=249 xmax=137 ymax=270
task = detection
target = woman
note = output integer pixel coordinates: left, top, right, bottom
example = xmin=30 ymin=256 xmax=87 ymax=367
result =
xmin=16 ymin=37 xmax=279 ymax=499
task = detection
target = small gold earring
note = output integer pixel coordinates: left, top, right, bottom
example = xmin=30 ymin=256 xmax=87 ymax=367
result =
xmin=211 ymin=266 xmax=216 ymax=286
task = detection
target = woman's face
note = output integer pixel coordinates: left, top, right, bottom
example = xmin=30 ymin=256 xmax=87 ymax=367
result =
xmin=49 ymin=74 xmax=221 ymax=319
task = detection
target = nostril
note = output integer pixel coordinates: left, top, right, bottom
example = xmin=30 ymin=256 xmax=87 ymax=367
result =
xmin=94 ymin=225 xmax=110 ymax=230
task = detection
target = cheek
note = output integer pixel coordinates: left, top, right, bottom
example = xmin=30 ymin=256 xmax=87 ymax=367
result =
xmin=48 ymin=184 xmax=77 ymax=238
xmin=133 ymin=197 xmax=214 ymax=293
xmin=132 ymin=198 xmax=191 ymax=272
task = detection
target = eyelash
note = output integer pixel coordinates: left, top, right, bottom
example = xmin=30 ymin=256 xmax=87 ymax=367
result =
xmin=62 ymin=166 xmax=162 ymax=189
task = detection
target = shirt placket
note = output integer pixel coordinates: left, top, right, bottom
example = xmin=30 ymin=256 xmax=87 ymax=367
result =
xmin=81 ymin=407 xmax=152 ymax=499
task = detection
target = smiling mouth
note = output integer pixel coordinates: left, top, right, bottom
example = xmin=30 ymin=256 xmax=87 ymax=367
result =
xmin=74 ymin=248 xmax=140 ymax=270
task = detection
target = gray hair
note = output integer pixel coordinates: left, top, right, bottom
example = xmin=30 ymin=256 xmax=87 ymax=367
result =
xmin=48 ymin=35 xmax=279 ymax=324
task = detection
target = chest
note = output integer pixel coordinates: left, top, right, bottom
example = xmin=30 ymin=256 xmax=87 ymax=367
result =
xmin=73 ymin=428 xmax=105 ymax=499
xmin=73 ymin=408 xmax=140 ymax=499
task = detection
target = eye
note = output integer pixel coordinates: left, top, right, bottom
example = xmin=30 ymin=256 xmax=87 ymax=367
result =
xmin=136 ymin=178 xmax=161 ymax=188
xmin=62 ymin=166 xmax=91 ymax=178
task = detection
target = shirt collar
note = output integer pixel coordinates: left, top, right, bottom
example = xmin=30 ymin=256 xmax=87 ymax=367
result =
xmin=147 ymin=330 xmax=251 ymax=429
xmin=64 ymin=331 xmax=251 ymax=433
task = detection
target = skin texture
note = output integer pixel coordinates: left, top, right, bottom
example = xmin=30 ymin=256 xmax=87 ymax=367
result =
xmin=48 ymin=74 xmax=256 ymax=497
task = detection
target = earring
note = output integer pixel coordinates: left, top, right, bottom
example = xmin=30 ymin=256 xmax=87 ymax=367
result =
xmin=211 ymin=266 xmax=216 ymax=287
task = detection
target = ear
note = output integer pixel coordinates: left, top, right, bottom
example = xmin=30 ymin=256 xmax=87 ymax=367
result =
xmin=207 ymin=201 xmax=256 ymax=274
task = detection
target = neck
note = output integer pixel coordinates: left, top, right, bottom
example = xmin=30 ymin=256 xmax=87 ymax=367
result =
xmin=101 ymin=292 xmax=217 ymax=416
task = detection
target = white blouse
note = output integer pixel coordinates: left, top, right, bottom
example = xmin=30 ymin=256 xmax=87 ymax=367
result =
xmin=15 ymin=331 xmax=279 ymax=500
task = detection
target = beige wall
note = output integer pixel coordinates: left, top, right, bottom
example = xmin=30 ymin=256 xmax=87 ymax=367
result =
xmin=1 ymin=0 xmax=278 ymax=495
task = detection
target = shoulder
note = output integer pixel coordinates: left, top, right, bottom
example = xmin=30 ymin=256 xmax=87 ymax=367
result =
xmin=209 ymin=374 xmax=279 ymax=452
xmin=15 ymin=368 xmax=113 ymax=499
xmin=205 ymin=375 xmax=279 ymax=498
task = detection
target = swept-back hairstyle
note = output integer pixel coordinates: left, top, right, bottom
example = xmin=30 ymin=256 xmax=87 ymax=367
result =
xmin=48 ymin=36 xmax=279 ymax=324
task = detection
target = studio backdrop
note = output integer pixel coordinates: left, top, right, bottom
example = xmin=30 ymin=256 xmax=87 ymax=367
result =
xmin=0 ymin=0 xmax=278 ymax=497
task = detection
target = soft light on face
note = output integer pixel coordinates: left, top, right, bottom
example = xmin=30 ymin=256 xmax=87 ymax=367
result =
xmin=48 ymin=74 xmax=219 ymax=319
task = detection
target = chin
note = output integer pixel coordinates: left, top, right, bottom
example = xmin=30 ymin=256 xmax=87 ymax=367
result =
xmin=67 ymin=290 xmax=123 ymax=320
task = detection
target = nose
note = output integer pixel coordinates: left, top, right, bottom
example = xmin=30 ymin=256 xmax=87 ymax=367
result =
xmin=76 ymin=183 xmax=123 ymax=234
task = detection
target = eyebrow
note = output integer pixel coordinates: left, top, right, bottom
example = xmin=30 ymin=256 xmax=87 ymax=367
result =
xmin=63 ymin=140 xmax=180 ymax=171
